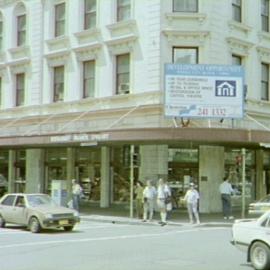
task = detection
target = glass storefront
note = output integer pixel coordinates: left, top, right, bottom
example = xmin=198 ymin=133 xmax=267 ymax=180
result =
xmin=14 ymin=150 xmax=26 ymax=193
xmin=225 ymin=148 xmax=255 ymax=207
xmin=168 ymin=148 xmax=198 ymax=209
xmin=45 ymin=148 xmax=67 ymax=193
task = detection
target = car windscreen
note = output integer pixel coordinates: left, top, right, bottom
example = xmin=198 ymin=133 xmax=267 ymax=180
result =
xmin=27 ymin=195 xmax=57 ymax=207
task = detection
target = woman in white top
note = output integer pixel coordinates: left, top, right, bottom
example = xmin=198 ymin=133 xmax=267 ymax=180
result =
xmin=184 ymin=183 xmax=200 ymax=224
xmin=157 ymin=178 xmax=171 ymax=226
xmin=142 ymin=180 xmax=156 ymax=222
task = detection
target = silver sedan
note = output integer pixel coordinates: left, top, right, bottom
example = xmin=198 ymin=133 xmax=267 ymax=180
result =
xmin=0 ymin=193 xmax=80 ymax=233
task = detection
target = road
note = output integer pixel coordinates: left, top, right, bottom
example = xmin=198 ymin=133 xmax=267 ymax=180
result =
xmin=0 ymin=220 xmax=251 ymax=270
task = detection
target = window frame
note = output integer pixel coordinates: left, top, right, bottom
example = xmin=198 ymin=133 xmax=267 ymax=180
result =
xmin=116 ymin=53 xmax=130 ymax=95
xmin=232 ymin=54 xmax=242 ymax=66
xmin=117 ymin=0 xmax=131 ymax=22
xmin=261 ymin=63 xmax=269 ymax=101
xmin=173 ymin=0 xmax=198 ymax=13
xmin=232 ymin=0 xmax=242 ymax=22
xmin=172 ymin=47 xmax=198 ymax=64
xmin=83 ymin=60 xmax=95 ymax=98
xmin=262 ymin=0 xmax=270 ymax=32
xmin=15 ymin=73 xmax=25 ymax=107
xmin=17 ymin=14 xmax=26 ymax=46
xmin=84 ymin=0 xmax=96 ymax=30
xmin=53 ymin=66 xmax=64 ymax=102
xmin=54 ymin=2 xmax=65 ymax=37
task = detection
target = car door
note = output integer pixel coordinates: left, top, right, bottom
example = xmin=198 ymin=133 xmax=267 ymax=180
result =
xmin=12 ymin=195 xmax=28 ymax=225
xmin=0 ymin=195 xmax=16 ymax=223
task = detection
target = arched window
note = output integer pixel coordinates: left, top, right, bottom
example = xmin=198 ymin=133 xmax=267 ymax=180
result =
xmin=14 ymin=2 xmax=26 ymax=47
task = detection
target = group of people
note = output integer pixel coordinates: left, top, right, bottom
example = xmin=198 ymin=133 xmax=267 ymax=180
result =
xmin=135 ymin=178 xmax=201 ymax=226
xmin=135 ymin=176 xmax=235 ymax=225
xmin=70 ymin=176 xmax=235 ymax=223
xmin=135 ymin=178 xmax=172 ymax=226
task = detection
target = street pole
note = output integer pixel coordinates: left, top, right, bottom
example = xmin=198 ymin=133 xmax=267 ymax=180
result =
xmin=241 ymin=148 xmax=246 ymax=218
xmin=129 ymin=145 xmax=134 ymax=218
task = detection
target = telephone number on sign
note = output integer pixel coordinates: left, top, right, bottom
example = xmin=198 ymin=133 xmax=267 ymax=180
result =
xmin=198 ymin=108 xmax=227 ymax=116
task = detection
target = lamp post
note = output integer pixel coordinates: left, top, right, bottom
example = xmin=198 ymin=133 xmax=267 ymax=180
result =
xmin=241 ymin=148 xmax=246 ymax=218
xmin=129 ymin=145 xmax=134 ymax=218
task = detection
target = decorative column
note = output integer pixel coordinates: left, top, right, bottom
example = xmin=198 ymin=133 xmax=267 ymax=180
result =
xmin=8 ymin=150 xmax=16 ymax=193
xmin=66 ymin=147 xmax=75 ymax=197
xmin=256 ymin=150 xmax=265 ymax=199
xmin=25 ymin=149 xmax=45 ymax=193
xmin=100 ymin=146 xmax=110 ymax=208
xmin=139 ymin=145 xmax=168 ymax=184
xmin=199 ymin=145 xmax=224 ymax=213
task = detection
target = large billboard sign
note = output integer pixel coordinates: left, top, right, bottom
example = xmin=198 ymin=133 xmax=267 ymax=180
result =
xmin=164 ymin=64 xmax=244 ymax=119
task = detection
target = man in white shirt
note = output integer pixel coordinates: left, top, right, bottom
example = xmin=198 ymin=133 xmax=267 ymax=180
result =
xmin=184 ymin=183 xmax=200 ymax=224
xmin=219 ymin=177 xmax=234 ymax=219
xmin=142 ymin=180 xmax=156 ymax=222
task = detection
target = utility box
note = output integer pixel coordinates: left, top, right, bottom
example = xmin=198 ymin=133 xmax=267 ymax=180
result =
xmin=51 ymin=180 xmax=67 ymax=206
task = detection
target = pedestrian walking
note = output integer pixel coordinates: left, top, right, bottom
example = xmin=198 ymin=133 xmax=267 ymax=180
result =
xmin=72 ymin=179 xmax=83 ymax=212
xmin=134 ymin=181 xmax=144 ymax=219
xmin=142 ymin=180 xmax=156 ymax=222
xmin=157 ymin=178 xmax=171 ymax=226
xmin=219 ymin=177 xmax=234 ymax=219
xmin=184 ymin=183 xmax=200 ymax=224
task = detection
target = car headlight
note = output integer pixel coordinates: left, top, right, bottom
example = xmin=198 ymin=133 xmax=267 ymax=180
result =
xmin=44 ymin=213 xmax=53 ymax=219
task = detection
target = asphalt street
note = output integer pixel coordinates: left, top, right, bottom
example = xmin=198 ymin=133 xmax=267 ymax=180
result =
xmin=0 ymin=220 xmax=251 ymax=270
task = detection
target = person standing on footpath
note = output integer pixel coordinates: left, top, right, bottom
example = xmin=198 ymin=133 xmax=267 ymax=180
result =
xmin=142 ymin=180 xmax=156 ymax=222
xmin=184 ymin=183 xmax=200 ymax=224
xmin=134 ymin=181 xmax=144 ymax=219
xmin=157 ymin=178 xmax=171 ymax=226
xmin=72 ymin=179 xmax=83 ymax=212
xmin=219 ymin=177 xmax=234 ymax=220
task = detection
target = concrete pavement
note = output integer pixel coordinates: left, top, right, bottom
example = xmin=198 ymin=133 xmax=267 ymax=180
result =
xmin=79 ymin=203 xmax=243 ymax=227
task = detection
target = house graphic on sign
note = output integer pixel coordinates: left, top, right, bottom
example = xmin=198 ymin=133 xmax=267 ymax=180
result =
xmin=215 ymin=81 xmax=236 ymax=97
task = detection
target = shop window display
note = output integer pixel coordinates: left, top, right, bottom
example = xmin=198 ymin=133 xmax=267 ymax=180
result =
xmin=225 ymin=149 xmax=255 ymax=206
xmin=168 ymin=148 xmax=198 ymax=209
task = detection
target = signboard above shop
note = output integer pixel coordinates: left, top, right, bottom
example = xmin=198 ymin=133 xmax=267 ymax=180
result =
xmin=164 ymin=64 xmax=244 ymax=119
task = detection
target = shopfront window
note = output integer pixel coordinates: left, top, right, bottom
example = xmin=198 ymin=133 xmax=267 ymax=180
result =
xmin=0 ymin=151 xmax=8 ymax=196
xmin=14 ymin=150 xmax=26 ymax=193
xmin=75 ymin=148 xmax=100 ymax=201
xmin=225 ymin=149 xmax=255 ymax=205
xmin=45 ymin=148 xmax=67 ymax=194
xmin=168 ymin=148 xmax=198 ymax=208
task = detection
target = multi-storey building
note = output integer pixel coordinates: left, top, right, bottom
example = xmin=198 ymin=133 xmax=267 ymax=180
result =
xmin=0 ymin=0 xmax=269 ymax=213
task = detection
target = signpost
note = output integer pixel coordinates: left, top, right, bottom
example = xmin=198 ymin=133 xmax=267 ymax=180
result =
xmin=164 ymin=64 xmax=244 ymax=119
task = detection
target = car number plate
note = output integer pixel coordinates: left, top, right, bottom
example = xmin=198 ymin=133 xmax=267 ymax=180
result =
xmin=59 ymin=220 xmax=68 ymax=225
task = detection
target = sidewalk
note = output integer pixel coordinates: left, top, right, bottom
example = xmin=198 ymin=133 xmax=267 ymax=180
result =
xmin=79 ymin=202 xmax=242 ymax=227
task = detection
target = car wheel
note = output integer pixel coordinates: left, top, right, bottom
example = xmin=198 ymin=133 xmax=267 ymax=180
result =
xmin=63 ymin=226 xmax=74 ymax=232
xmin=250 ymin=241 xmax=270 ymax=270
xmin=29 ymin=217 xmax=41 ymax=233
xmin=0 ymin=215 xmax=5 ymax=228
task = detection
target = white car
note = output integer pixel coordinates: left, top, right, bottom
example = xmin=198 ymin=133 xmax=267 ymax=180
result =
xmin=249 ymin=195 xmax=270 ymax=216
xmin=231 ymin=211 xmax=270 ymax=270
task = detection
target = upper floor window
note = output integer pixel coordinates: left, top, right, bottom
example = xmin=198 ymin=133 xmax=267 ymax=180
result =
xmin=117 ymin=0 xmax=131 ymax=22
xmin=55 ymin=3 xmax=65 ymax=37
xmin=173 ymin=0 xmax=198 ymax=12
xmin=116 ymin=54 xmax=130 ymax=95
xmin=173 ymin=47 xmax=198 ymax=64
xmin=17 ymin=14 xmax=26 ymax=46
xmin=0 ymin=77 xmax=2 ymax=107
xmin=83 ymin=60 xmax=95 ymax=98
xmin=232 ymin=55 xmax=242 ymax=65
xmin=262 ymin=0 xmax=269 ymax=32
xmin=0 ymin=20 xmax=3 ymax=51
xmin=16 ymin=73 xmax=25 ymax=106
xmin=232 ymin=0 xmax=242 ymax=22
xmin=261 ymin=63 xmax=269 ymax=101
xmin=53 ymin=66 xmax=64 ymax=102
xmin=84 ymin=0 xmax=96 ymax=30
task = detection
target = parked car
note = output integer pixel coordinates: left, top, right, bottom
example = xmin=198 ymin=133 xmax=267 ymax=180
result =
xmin=249 ymin=195 xmax=270 ymax=216
xmin=0 ymin=193 xmax=80 ymax=233
xmin=231 ymin=211 xmax=270 ymax=270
